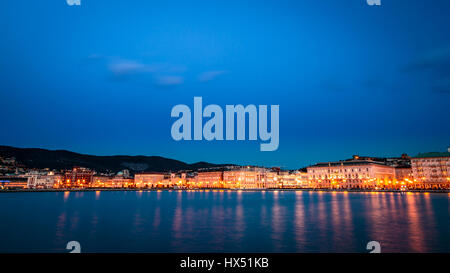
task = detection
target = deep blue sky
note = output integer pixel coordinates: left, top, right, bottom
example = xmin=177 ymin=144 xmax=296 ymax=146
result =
xmin=1 ymin=0 xmax=450 ymax=169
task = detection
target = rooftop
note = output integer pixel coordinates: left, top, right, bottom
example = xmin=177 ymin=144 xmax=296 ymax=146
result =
xmin=310 ymin=160 xmax=389 ymax=168
xmin=414 ymin=152 xmax=450 ymax=158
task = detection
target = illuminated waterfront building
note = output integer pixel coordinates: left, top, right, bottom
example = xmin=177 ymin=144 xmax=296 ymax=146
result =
xmin=185 ymin=176 xmax=198 ymax=188
xmin=411 ymin=149 xmax=450 ymax=189
xmin=27 ymin=173 xmax=62 ymax=189
xmin=92 ymin=176 xmax=134 ymax=188
xmin=278 ymin=171 xmax=309 ymax=188
xmin=307 ymin=156 xmax=396 ymax=189
xmin=134 ymin=172 xmax=165 ymax=188
xmin=395 ymin=166 xmax=412 ymax=180
xmin=107 ymin=177 xmax=134 ymax=188
xmin=394 ymin=166 xmax=413 ymax=189
xmin=196 ymin=171 xmax=224 ymax=188
xmin=92 ymin=176 xmax=109 ymax=187
xmin=263 ymin=171 xmax=279 ymax=189
xmin=167 ymin=172 xmax=189 ymax=187
xmin=223 ymin=167 xmax=269 ymax=189
xmin=277 ymin=171 xmax=296 ymax=188
xmin=62 ymin=167 xmax=94 ymax=188
xmin=192 ymin=167 xmax=282 ymax=189
xmin=295 ymin=171 xmax=310 ymax=188
xmin=0 ymin=177 xmax=28 ymax=189
xmin=161 ymin=172 xmax=187 ymax=188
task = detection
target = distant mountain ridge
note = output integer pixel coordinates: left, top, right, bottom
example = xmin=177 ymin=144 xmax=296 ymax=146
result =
xmin=0 ymin=145 xmax=229 ymax=174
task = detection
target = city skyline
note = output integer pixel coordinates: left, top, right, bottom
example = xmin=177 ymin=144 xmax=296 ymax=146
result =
xmin=2 ymin=144 xmax=449 ymax=191
xmin=1 ymin=143 xmax=448 ymax=171
xmin=1 ymin=0 xmax=450 ymax=169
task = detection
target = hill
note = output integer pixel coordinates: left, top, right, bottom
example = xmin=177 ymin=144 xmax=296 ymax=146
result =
xmin=0 ymin=145 xmax=229 ymax=174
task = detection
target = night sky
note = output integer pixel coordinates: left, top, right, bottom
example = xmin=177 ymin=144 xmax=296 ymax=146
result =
xmin=1 ymin=0 xmax=450 ymax=169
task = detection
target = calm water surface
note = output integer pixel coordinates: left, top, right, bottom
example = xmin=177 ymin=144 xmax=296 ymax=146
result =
xmin=0 ymin=190 xmax=448 ymax=253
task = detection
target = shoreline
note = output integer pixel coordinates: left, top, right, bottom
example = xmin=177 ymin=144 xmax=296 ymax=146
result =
xmin=0 ymin=188 xmax=448 ymax=194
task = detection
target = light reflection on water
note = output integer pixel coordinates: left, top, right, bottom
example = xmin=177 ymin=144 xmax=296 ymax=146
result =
xmin=0 ymin=191 xmax=448 ymax=253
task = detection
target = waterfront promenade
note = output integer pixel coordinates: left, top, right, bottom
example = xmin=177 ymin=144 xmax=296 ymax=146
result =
xmin=1 ymin=188 xmax=449 ymax=194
